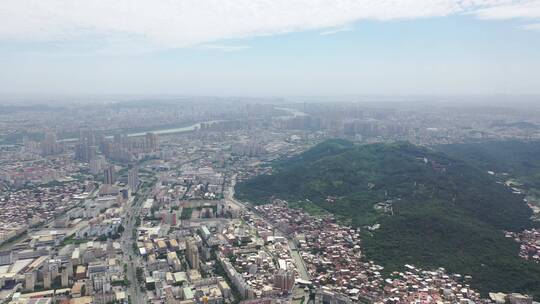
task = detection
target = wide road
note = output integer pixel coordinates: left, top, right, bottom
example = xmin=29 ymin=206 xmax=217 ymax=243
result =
xmin=121 ymin=182 xmax=154 ymax=304
xmin=224 ymin=174 xmax=244 ymax=211
xmin=289 ymin=240 xmax=311 ymax=281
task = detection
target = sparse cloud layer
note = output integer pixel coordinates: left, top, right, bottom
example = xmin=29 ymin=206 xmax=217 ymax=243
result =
xmin=1 ymin=0 xmax=540 ymax=51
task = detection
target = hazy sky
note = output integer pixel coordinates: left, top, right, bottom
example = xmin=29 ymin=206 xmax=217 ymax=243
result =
xmin=1 ymin=0 xmax=540 ymax=97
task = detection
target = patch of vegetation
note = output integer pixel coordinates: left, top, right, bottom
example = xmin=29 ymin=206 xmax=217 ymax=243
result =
xmin=60 ymin=235 xmax=87 ymax=247
xmin=112 ymin=278 xmax=130 ymax=287
xmin=136 ymin=267 xmax=144 ymax=283
xmin=181 ymin=207 xmax=193 ymax=220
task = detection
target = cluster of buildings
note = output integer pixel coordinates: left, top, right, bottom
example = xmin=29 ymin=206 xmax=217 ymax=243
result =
xmin=0 ymin=100 xmax=269 ymax=144
xmin=256 ymin=203 xmax=381 ymax=302
xmin=0 ymin=219 xmax=128 ymax=304
xmin=178 ymin=166 xmax=224 ymax=200
xmin=128 ymin=151 xmax=304 ymax=303
xmin=276 ymin=103 xmax=540 ymax=145
xmin=381 ymin=265 xmax=489 ymax=304
xmin=0 ymin=162 xmax=134 ymax=303
xmin=130 ymin=179 xmax=238 ymax=303
xmin=74 ymin=130 xmax=159 ymax=165
xmin=231 ymin=142 xmax=267 ymax=157
xmin=0 ymin=183 xmax=92 ymax=247
xmin=0 ymin=101 xmax=327 ymax=304
xmin=0 ymin=153 xmax=80 ymax=189
xmin=506 ymin=229 xmax=540 ymax=263
xmin=133 ymin=221 xmax=234 ymax=304
xmin=216 ymin=210 xmax=298 ymax=301
xmin=4 ymin=100 xmax=540 ymax=304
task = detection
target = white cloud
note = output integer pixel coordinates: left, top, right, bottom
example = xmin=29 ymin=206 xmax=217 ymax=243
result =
xmin=0 ymin=0 xmax=539 ymax=51
xmin=473 ymin=0 xmax=540 ymax=19
xmin=197 ymin=44 xmax=252 ymax=52
xmin=523 ymin=23 xmax=540 ymax=30
xmin=320 ymin=26 xmax=354 ymax=36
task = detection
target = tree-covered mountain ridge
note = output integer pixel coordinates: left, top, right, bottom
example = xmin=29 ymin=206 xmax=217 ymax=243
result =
xmin=236 ymin=139 xmax=540 ymax=297
xmin=237 ymin=139 xmax=531 ymax=230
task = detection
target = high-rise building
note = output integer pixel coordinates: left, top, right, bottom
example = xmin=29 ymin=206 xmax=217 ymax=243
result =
xmin=90 ymin=156 xmax=106 ymax=175
xmin=0 ymin=251 xmax=12 ymax=265
xmin=75 ymin=129 xmax=99 ymax=163
xmin=186 ymin=239 xmax=200 ymax=270
xmin=145 ymin=132 xmax=159 ymax=152
xmin=100 ymin=140 xmax=112 ymax=157
xmin=66 ymin=261 xmax=73 ymax=277
xmin=161 ymin=211 xmax=177 ymax=226
xmin=92 ymin=274 xmax=111 ymax=293
xmin=103 ymin=165 xmax=116 ymax=185
xmin=274 ymin=269 xmax=294 ymax=292
xmin=61 ymin=267 xmax=69 ymax=287
xmin=128 ymin=166 xmax=139 ymax=192
xmin=25 ymin=272 xmax=35 ymax=291
xmin=43 ymin=270 xmax=52 ymax=289
xmin=89 ymin=145 xmax=97 ymax=161
xmin=79 ymin=129 xmax=97 ymax=146
xmin=40 ymin=132 xmax=61 ymax=156
xmin=74 ymin=143 xmax=85 ymax=162
xmin=113 ymin=133 xmax=124 ymax=145
xmin=75 ymin=142 xmax=92 ymax=163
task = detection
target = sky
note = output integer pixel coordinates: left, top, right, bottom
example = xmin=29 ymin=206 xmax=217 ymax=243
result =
xmin=1 ymin=0 xmax=540 ymax=97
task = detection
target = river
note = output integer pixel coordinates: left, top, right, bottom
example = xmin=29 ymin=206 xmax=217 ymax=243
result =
xmin=60 ymin=106 xmax=307 ymax=142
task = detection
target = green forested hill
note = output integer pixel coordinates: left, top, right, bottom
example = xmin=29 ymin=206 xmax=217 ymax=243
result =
xmin=436 ymin=140 xmax=540 ymax=190
xmin=236 ymin=139 xmax=540 ymax=297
